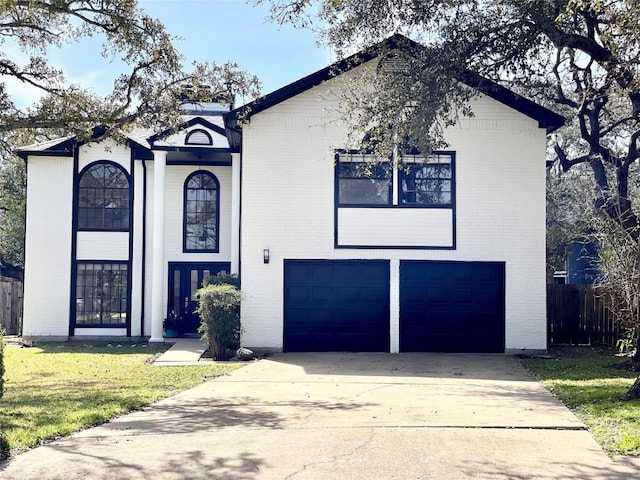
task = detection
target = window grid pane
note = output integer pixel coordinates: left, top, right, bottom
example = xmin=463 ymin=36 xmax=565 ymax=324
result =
xmin=185 ymin=172 xmax=218 ymax=251
xmin=337 ymin=156 xmax=391 ymax=205
xmin=400 ymin=154 xmax=453 ymax=206
xmin=78 ymin=163 xmax=130 ymax=230
xmin=75 ymin=263 xmax=128 ymax=326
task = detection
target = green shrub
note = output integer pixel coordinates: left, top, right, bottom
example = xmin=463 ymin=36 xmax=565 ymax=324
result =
xmin=0 ymin=327 xmax=6 ymax=460
xmin=196 ymin=283 xmax=241 ymax=361
xmin=203 ymin=271 xmax=240 ymax=288
xmin=0 ymin=327 xmax=4 ymax=398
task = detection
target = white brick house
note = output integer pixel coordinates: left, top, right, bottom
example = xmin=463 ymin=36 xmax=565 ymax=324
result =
xmin=19 ymin=35 xmax=563 ymax=353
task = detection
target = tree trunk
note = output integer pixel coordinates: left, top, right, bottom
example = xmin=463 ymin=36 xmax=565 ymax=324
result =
xmin=623 ymin=375 xmax=640 ymax=401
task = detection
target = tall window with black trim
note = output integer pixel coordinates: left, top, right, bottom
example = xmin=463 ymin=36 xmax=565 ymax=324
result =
xmin=78 ymin=162 xmax=130 ymax=230
xmin=75 ymin=262 xmax=128 ymax=326
xmin=400 ymin=153 xmax=453 ymax=206
xmin=184 ymin=171 xmax=219 ymax=252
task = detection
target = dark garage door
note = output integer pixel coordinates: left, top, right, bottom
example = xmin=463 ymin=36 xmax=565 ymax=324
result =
xmin=400 ymin=260 xmax=505 ymax=352
xmin=284 ymin=260 xmax=390 ymax=352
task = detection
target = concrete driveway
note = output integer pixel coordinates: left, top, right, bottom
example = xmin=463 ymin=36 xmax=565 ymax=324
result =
xmin=1 ymin=353 xmax=637 ymax=479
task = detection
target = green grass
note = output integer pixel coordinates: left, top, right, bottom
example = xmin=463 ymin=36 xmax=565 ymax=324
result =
xmin=0 ymin=342 xmax=240 ymax=456
xmin=522 ymin=348 xmax=640 ymax=456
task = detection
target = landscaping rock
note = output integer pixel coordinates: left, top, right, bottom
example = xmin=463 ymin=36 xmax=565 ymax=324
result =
xmin=236 ymin=347 xmax=255 ymax=361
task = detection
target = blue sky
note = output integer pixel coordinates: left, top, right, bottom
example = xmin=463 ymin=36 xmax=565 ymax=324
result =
xmin=11 ymin=0 xmax=332 ymax=107
xmin=139 ymin=0 xmax=332 ymax=94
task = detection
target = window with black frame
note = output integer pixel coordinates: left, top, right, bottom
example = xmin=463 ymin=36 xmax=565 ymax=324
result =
xmin=337 ymin=154 xmax=391 ymax=205
xmin=75 ymin=262 xmax=128 ymax=326
xmin=400 ymin=153 xmax=453 ymax=206
xmin=184 ymin=171 xmax=219 ymax=252
xmin=78 ymin=162 xmax=130 ymax=230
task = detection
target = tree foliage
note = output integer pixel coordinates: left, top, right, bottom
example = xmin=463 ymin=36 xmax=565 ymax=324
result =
xmin=263 ymin=0 xmax=640 ymax=239
xmin=0 ymin=1 xmax=261 ymax=266
xmin=0 ymin=1 xmax=261 ymax=148
xmin=0 ymin=153 xmax=26 ymax=266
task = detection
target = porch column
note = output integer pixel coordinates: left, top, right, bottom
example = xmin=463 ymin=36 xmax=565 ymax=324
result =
xmin=230 ymin=152 xmax=241 ymax=274
xmin=149 ymin=150 xmax=167 ymax=343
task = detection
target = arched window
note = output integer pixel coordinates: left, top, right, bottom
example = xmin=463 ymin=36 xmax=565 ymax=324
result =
xmin=185 ymin=129 xmax=213 ymax=146
xmin=78 ymin=161 xmax=130 ymax=231
xmin=184 ymin=171 xmax=219 ymax=252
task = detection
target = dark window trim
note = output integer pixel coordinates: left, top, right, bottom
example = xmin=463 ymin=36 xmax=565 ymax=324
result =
xmin=76 ymin=160 xmax=132 ymax=232
xmin=71 ymin=260 xmax=130 ymax=329
xmin=185 ymin=128 xmax=213 ymax=146
xmin=334 ymin=150 xmax=456 ymax=210
xmin=183 ymin=170 xmax=221 ymax=253
xmin=334 ymin=152 xmax=393 ymax=207
xmin=398 ymin=152 xmax=455 ymax=208
xmin=333 ymin=149 xmax=457 ymax=250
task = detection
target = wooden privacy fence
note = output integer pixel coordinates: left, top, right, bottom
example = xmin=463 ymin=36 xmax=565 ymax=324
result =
xmin=0 ymin=277 xmax=22 ymax=335
xmin=547 ymin=284 xmax=621 ymax=346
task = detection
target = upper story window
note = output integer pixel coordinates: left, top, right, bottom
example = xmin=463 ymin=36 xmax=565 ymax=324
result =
xmin=185 ymin=129 xmax=213 ymax=146
xmin=184 ymin=171 xmax=219 ymax=252
xmin=335 ymin=150 xmax=455 ymax=208
xmin=400 ymin=153 xmax=453 ymax=206
xmin=336 ymin=154 xmax=391 ymax=206
xmin=78 ymin=161 xmax=130 ymax=231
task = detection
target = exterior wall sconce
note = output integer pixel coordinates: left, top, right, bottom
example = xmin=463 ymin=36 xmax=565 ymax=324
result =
xmin=263 ymin=248 xmax=270 ymax=264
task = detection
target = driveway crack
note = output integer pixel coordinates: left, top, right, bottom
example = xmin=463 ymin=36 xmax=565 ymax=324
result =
xmin=283 ymin=428 xmax=376 ymax=479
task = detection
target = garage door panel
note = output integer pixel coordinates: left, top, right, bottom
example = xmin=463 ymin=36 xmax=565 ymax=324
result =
xmin=400 ymin=260 xmax=505 ymax=353
xmin=311 ymin=264 xmax=334 ymax=283
xmin=286 ymin=286 xmax=309 ymax=304
xmin=336 ymin=263 xmax=361 ymax=284
xmin=287 ymin=264 xmax=310 ymax=284
xmin=336 ymin=287 xmax=361 ymax=303
xmin=284 ymin=260 xmax=390 ymax=352
xmin=361 ymin=286 xmax=388 ymax=302
xmin=449 ymin=288 xmax=474 ymax=304
xmin=311 ymin=286 xmax=334 ymax=304
xmin=425 ymin=286 xmax=449 ymax=303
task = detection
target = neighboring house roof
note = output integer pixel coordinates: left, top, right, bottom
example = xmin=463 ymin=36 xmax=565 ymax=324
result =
xmin=224 ymin=34 xmax=565 ymax=150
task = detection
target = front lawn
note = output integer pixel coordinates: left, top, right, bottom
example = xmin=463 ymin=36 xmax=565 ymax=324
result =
xmin=522 ymin=348 xmax=640 ymax=456
xmin=0 ymin=342 xmax=240 ymax=457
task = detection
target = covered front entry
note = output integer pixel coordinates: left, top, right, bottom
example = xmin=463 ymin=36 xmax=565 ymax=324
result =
xmin=168 ymin=262 xmax=231 ymax=333
xmin=400 ymin=260 xmax=505 ymax=352
xmin=283 ymin=260 xmax=390 ymax=352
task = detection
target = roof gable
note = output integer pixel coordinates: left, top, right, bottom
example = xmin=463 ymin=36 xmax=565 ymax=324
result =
xmin=225 ymin=34 xmax=564 ymax=135
xmin=148 ymin=116 xmax=229 ymax=150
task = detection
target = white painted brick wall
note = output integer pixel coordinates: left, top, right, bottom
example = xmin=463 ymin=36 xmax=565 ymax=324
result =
xmin=76 ymin=232 xmax=129 ymax=260
xmin=78 ymin=140 xmax=131 ymax=173
xmin=240 ymin=73 xmax=547 ymax=352
xmin=23 ymin=156 xmax=74 ymax=337
xmin=163 ymin=165 xmax=233 ymax=263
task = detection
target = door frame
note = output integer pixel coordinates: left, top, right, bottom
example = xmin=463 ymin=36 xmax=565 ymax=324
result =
xmin=167 ymin=261 xmax=232 ymax=333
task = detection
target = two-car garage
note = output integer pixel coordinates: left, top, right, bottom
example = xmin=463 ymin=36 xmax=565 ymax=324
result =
xmin=283 ymin=259 xmax=505 ymax=353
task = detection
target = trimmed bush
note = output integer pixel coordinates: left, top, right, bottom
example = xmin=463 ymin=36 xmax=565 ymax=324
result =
xmin=196 ymin=283 xmax=241 ymax=361
xmin=203 ymin=271 xmax=240 ymax=289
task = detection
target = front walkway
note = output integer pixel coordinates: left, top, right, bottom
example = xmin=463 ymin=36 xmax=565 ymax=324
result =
xmin=1 ymin=353 xmax=638 ymax=479
xmin=152 ymin=337 xmax=209 ymax=366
